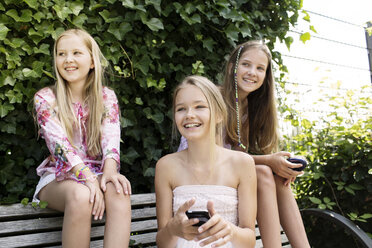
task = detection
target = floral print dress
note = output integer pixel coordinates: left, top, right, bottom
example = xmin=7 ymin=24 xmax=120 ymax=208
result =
xmin=32 ymin=86 xmax=120 ymax=202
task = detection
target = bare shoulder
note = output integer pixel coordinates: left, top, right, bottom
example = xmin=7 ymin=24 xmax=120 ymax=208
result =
xmin=221 ymin=148 xmax=255 ymax=172
xmin=228 ymin=149 xmax=254 ymax=165
xmin=156 ymin=151 xmax=186 ymax=174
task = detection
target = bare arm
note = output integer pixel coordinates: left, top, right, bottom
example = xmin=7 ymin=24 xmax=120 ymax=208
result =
xmin=251 ymin=152 xmax=303 ymax=181
xmin=232 ymin=153 xmax=257 ymax=248
xmin=155 ymin=156 xmax=199 ymax=247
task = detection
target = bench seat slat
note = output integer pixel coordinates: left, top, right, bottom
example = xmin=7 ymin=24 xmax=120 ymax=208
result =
xmin=0 ymin=193 xmax=291 ymax=247
xmin=0 ymin=193 xmax=156 ymax=220
xmin=0 ymin=207 xmax=157 ymax=236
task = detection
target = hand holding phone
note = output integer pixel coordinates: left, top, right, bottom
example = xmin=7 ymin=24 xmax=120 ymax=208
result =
xmin=287 ymin=157 xmax=307 ymax=171
xmin=185 ymin=210 xmax=210 ymax=226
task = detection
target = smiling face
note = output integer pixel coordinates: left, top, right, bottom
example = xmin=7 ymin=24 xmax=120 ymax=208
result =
xmin=236 ymin=47 xmax=269 ymax=99
xmin=55 ymin=34 xmax=94 ymax=88
xmin=174 ymin=84 xmax=211 ymax=141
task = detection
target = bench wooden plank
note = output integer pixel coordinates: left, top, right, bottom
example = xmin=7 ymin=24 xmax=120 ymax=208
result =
xmin=0 ymin=194 xmax=156 ymax=220
xmin=0 ymin=192 xmax=291 ymax=248
xmin=0 ymin=219 xmax=158 ymax=248
xmin=0 ymin=207 xmax=156 ymax=236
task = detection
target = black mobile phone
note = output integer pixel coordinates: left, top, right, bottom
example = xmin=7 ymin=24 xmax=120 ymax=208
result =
xmin=185 ymin=210 xmax=210 ymax=226
xmin=287 ymin=157 xmax=307 ymax=171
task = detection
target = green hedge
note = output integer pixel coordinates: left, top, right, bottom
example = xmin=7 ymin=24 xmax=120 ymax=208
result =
xmin=0 ymin=0 xmax=302 ymax=203
xmin=281 ymin=86 xmax=372 ymax=240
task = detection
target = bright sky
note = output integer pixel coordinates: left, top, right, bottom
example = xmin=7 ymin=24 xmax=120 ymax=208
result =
xmin=275 ymin=0 xmax=372 ymax=90
xmin=274 ymin=0 xmax=372 ymax=125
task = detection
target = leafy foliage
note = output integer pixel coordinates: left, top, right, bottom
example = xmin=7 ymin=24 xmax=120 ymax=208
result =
xmin=0 ymin=0 xmax=302 ymax=203
xmin=281 ymin=85 xmax=372 ymax=241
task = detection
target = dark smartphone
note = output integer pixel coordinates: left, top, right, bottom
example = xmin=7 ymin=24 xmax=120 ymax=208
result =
xmin=287 ymin=157 xmax=307 ymax=171
xmin=185 ymin=210 xmax=210 ymax=226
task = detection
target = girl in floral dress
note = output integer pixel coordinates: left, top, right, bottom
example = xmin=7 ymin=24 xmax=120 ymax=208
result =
xmin=155 ymin=75 xmax=257 ymax=248
xmin=33 ymin=29 xmax=131 ymax=247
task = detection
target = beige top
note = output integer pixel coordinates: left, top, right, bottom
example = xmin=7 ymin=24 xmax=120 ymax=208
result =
xmin=173 ymin=185 xmax=238 ymax=248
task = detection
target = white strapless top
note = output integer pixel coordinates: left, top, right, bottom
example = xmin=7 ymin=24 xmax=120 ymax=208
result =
xmin=173 ymin=185 xmax=238 ymax=248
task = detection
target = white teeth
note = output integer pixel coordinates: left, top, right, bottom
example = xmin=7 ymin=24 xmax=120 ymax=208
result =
xmin=185 ymin=123 xmax=200 ymax=128
xmin=243 ymin=78 xmax=255 ymax=83
xmin=65 ymin=67 xmax=77 ymax=71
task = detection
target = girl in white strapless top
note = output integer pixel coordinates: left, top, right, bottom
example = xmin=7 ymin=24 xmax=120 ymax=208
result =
xmin=155 ymin=76 xmax=257 ymax=248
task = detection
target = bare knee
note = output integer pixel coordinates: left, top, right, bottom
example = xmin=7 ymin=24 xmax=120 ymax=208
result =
xmin=274 ymin=175 xmax=291 ymax=192
xmin=104 ymin=183 xmax=131 ymax=214
xmin=256 ymin=165 xmax=276 ymax=192
xmin=65 ymin=185 xmax=92 ymax=219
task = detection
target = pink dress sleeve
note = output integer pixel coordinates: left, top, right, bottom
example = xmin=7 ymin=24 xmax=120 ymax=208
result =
xmin=100 ymin=87 xmax=121 ymax=170
xmin=34 ymin=88 xmax=84 ymax=179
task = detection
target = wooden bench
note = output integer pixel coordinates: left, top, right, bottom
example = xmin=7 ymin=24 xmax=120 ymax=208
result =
xmin=0 ymin=193 xmax=291 ymax=248
xmin=1 ymin=193 xmax=370 ymax=248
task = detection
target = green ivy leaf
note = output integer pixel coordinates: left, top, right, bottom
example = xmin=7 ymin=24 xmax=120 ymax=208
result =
xmin=145 ymin=0 xmax=161 ymax=13
xmin=21 ymin=198 xmax=29 ymax=206
xmin=225 ymin=23 xmax=239 ymax=42
xmin=135 ymin=97 xmax=143 ymax=105
xmin=0 ymin=102 xmax=15 ymax=117
xmin=319 ymin=203 xmax=326 ymax=209
xmin=151 ymin=112 xmax=164 ymax=124
xmin=145 ymin=18 xmax=164 ymax=31
xmin=202 ymin=38 xmax=216 ymax=52
xmin=69 ymin=1 xmax=84 ymax=16
xmin=19 ymin=9 xmax=33 ymax=22
xmin=4 ymin=76 xmax=15 ymax=86
xmin=323 ymin=197 xmax=330 ymax=203
xmin=72 ymin=14 xmax=88 ymax=27
xmin=39 ymin=201 xmax=48 ymax=209
xmin=6 ymin=9 xmax=20 ymax=22
xmin=348 ymin=183 xmax=364 ymax=190
xmin=22 ymin=68 xmax=39 ymax=78
xmin=310 ymin=25 xmax=317 ymax=33
xmin=360 ymin=213 xmax=372 ymax=219
xmin=33 ymin=43 xmax=50 ymax=55
xmin=240 ymin=23 xmax=252 ymax=38
xmin=309 ymin=197 xmax=321 ymax=204
xmin=23 ymin=0 xmax=39 ymax=9
xmin=300 ymin=32 xmax=311 ymax=44
xmin=284 ymin=36 xmax=293 ymax=50
xmin=345 ymin=186 xmax=355 ymax=195
xmin=302 ymin=11 xmax=310 ymax=22
xmin=0 ymin=24 xmax=9 ymax=40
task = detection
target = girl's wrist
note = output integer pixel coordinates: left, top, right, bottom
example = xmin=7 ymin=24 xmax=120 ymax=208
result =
xmin=103 ymin=158 xmax=118 ymax=173
xmin=75 ymin=165 xmax=97 ymax=183
xmin=165 ymin=218 xmax=176 ymax=237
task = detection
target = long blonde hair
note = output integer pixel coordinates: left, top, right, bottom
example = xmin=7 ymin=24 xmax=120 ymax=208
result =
xmin=222 ymin=40 xmax=279 ymax=154
xmin=53 ymin=29 xmax=107 ymax=157
xmin=172 ymin=75 xmax=227 ymax=158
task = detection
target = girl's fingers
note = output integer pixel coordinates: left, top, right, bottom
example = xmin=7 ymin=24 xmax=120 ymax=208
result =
xmin=206 ymin=234 xmax=231 ymax=247
xmin=199 ymin=228 xmax=230 ymax=246
xmin=100 ymin=176 xmax=107 ymax=192
xmin=88 ymin=184 xmax=95 ymax=203
xmin=119 ymin=177 xmax=130 ymax=195
xmin=176 ymin=198 xmax=196 ymax=215
xmin=98 ymin=198 xmax=105 ymax=220
xmin=125 ymin=178 xmax=132 ymax=195
xmin=111 ymin=176 xmax=122 ymax=193
xmin=92 ymin=191 xmax=100 ymax=220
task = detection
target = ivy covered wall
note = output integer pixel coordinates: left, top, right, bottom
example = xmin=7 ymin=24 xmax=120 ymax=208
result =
xmin=0 ymin=0 xmax=302 ymax=203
